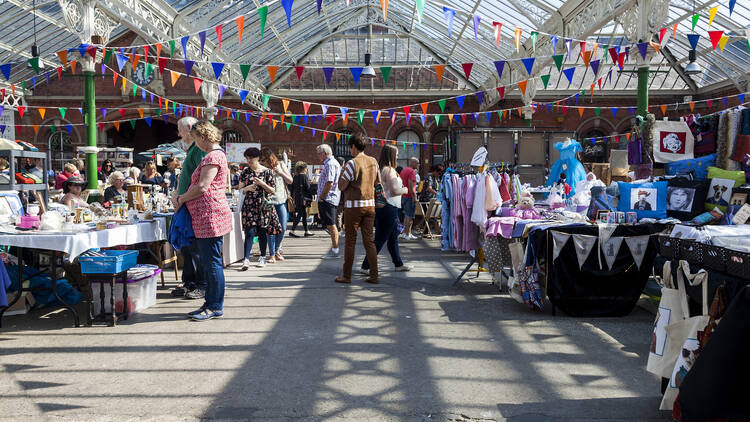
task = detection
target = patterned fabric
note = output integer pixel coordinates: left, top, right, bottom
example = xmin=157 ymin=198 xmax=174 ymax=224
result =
xmin=317 ymin=156 xmax=341 ymax=206
xmin=483 ymin=236 xmax=513 ymax=272
xmin=186 ymin=150 xmax=233 ymax=239
xmin=240 ymin=166 xmax=281 ymax=234
xmin=518 ymin=266 xmax=544 ymax=311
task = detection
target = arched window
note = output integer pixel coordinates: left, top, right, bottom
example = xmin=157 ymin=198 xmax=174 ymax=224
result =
xmin=49 ymin=131 xmax=76 ymax=171
xmin=334 ymin=129 xmax=354 ymax=161
xmin=221 ymin=129 xmax=243 ymax=148
xmin=396 ymin=130 xmax=420 ymax=170
xmin=581 ymin=129 xmax=608 ymax=163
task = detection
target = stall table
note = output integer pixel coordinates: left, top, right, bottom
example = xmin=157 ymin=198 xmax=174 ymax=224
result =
xmin=0 ymin=219 xmax=167 ymax=327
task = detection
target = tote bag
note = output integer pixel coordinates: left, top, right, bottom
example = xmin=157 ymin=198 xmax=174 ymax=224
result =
xmin=653 ymin=119 xmax=696 ymax=163
xmin=659 ymin=260 xmax=709 ymax=411
xmin=646 ymin=261 xmax=688 ymax=378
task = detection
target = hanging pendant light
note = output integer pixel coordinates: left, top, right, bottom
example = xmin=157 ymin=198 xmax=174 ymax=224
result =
xmin=684 ymin=0 xmax=702 ymax=76
xmin=360 ymin=5 xmax=376 ymax=80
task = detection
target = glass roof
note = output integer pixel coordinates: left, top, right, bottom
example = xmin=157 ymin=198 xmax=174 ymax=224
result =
xmin=0 ymin=0 xmax=747 ymax=102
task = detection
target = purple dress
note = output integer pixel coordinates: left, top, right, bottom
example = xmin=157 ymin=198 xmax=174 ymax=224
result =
xmin=463 ymin=176 xmax=481 ymax=251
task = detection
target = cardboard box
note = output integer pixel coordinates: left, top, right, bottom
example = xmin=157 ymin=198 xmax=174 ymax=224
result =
xmin=4 ymin=291 xmax=35 ymax=316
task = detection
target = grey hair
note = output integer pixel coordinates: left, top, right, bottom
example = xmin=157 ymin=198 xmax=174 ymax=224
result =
xmin=177 ymin=116 xmax=198 ymax=132
xmin=108 ymin=171 xmax=125 ymax=185
xmin=317 ymin=144 xmax=333 ymax=156
xmin=410 ymin=156 xmax=420 ymax=163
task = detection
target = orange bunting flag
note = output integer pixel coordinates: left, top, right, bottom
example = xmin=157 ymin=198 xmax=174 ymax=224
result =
xmin=578 ymin=107 xmax=584 ymax=117
xmin=433 ymin=64 xmax=445 ymax=82
xmin=518 ymin=80 xmax=528 ymax=96
xmin=193 ymin=78 xmax=203 ymax=94
xmin=280 ymin=114 xmax=286 ymax=123
xmin=113 ymin=121 xmax=121 ymax=131
xmin=38 ymin=108 xmax=46 ymax=119
xmin=502 ymin=110 xmax=508 ymax=119
xmin=112 ymin=72 xmax=118 ymax=86
xmin=492 ymin=22 xmax=503 ymax=47
xmin=236 ymin=16 xmax=245 ymax=47
xmin=582 ymin=51 xmax=592 ymax=68
xmin=131 ymin=53 xmax=140 ymax=71
xmin=448 ymin=114 xmax=454 ymax=124
xmin=420 ymin=102 xmax=428 ymax=114
xmin=660 ymin=105 xmax=667 ymax=115
xmin=649 ymin=42 xmax=661 ymax=54
xmin=672 ymin=23 xmax=678 ymax=38
xmin=590 ymin=83 xmax=594 ymax=97
xmin=689 ymin=102 xmax=695 ymax=111
xmin=626 ymin=133 xmax=631 ymax=141
xmin=170 ymin=70 xmax=180 ymax=87
xmin=32 ymin=125 xmax=39 ymax=134
xmin=267 ymin=66 xmax=279 ymax=83
xmin=282 ymin=98 xmax=290 ymax=112
xmin=57 ymin=50 xmax=68 ymax=66
xmin=514 ymin=27 xmax=522 ymax=52
xmin=138 ymin=108 xmax=144 ymax=118
xmin=121 ymin=76 xmax=127 ymax=93
xmin=336 ymin=133 xmax=341 ymax=142
xmin=272 ymin=120 xmax=278 ymax=129
xmin=517 ymin=108 xmax=522 ymax=117
xmin=156 ymin=43 xmax=162 ymax=58
xmin=380 ymin=0 xmax=388 ymax=20
xmin=592 ymin=42 xmax=599 ymax=59
xmin=70 ymin=60 xmax=77 ymax=74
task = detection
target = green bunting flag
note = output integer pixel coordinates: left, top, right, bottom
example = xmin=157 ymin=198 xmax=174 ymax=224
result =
xmin=58 ymin=108 xmax=66 ymax=119
xmin=156 ymin=108 xmax=162 ymax=117
xmin=415 ymin=0 xmax=425 ymax=23
xmin=129 ymin=120 xmax=136 ymax=129
xmin=132 ymin=83 xmax=137 ymax=96
xmin=552 ymin=54 xmax=564 ymax=71
xmin=540 ymin=74 xmax=550 ymax=88
xmin=438 ymin=99 xmax=446 ymax=112
xmin=358 ymin=109 xmax=365 ymax=125
xmin=262 ymin=94 xmax=270 ymax=108
xmin=28 ymin=57 xmax=39 ymax=74
xmin=258 ymin=6 xmax=269 ymax=37
xmin=595 ymin=107 xmax=601 ymax=116
xmin=434 ymin=114 xmax=442 ymax=126
xmin=240 ymin=64 xmax=251 ymax=83
xmin=104 ymin=49 xmax=112 ymax=64
xmin=531 ymin=31 xmax=538 ymax=55
xmin=580 ymin=89 xmax=585 ymax=101
xmin=497 ymin=110 xmax=502 ymax=121
xmin=692 ymin=14 xmax=700 ymax=31
xmin=602 ymin=45 xmax=608 ymax=62
xmin=285 ymin=122 xmax=291 ymax=131
xmin=145 ymin=62 xmax=153 ymax=79
xmin=380 ymin=66 xmax=392 ymax=84
xmin=169 ymin=40 xmax=175 ymax=62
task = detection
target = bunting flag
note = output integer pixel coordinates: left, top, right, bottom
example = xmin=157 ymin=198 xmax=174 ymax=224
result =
xmin=708 ymin=31 xmax=723 ymax=49
xmin=443 ymin=7 xmax=456 ymax=38
xmin=59 ymin=107 xmax=67 ymax=119
xmin=415 ymin=0 xmax=425 ymax=23
xmin=282 ymin=98 xmax=290 ymax=112
xmin=659 ymin=27 xmax=668 ymax=44
xmin=184 ymin=60 xmax=195 ymax=76
xmin=496 ymin=86 xmax=505 ymax=100
xmin=238 ymin=64 xmax=251 ymax=83
xmin=199 ymin=31 xmax=207 ymax=56
xmin=521 ymin=57 xmax=534 ymax=75
xmin=551 ymin=231 xmax=570 ymax=262
xmin=562 ymin=67 xmax=575 ymax=84
xmin=514 ymin=27 xmax=522 ymax=52
xmin=380 ymin=67 xmax=391 ymax=84
xmin=434 ymin=114 xmax=442 ymax=126
xmin=687 ymin=34 xmax=700 ymax=51
xmin=380 ymin=0 xmax=388 ymax=20
xmin=358 ymin=109 xmax=365 ymax=125
xmin=322 ymin=67 xmax=334 ymax=84
xmin=420 ymin=102 xmax=429 ymax=114
xmin=476 ymin=91 xmax=484 ymax=104
xmin=238 ymin=89 xmax=249 ymax=103
xmin=180 ymin=36 xmax=190 ymax=59
xmin=551 ymin=35 xmax=558 ymax=52
xmin=258 ymin=5 xmax=268 ymax=37
xmin=494 ymin=60 xmax=505 ymax=78
xmin=625 ymin=235 xmax=649 ymax=270
xmin=38 ymin=108 xmax=46 ymax=119
xmin=321 ymin=104 xmax=328 ymax=116
xmin=281 ymin=0 xmax=294 ymax=28
xmin=438 ymin=99 xmax=446 ymax=112
xmin=57 ymin=50 xmax=68 ymax=67
xmin=434 ymin=64 xmax=445 ymax=82
xmin=455 ymin=95 xmax=465 ymax=109
xmin=236 ymin=16 xmax=245 ymax=46
xmin=602 ymin=236 xmax=624 ymax=270
xmin=691 ymin=14 xmax=700 ymax=32
xmin=729 ymin=0 xmax=736 ymax=15
xmin=718 ymin=35 xmax=730 ymax=51
xmin=158 ymin=57 xmax=169 ymax=74
xmin=17 ymin=106 xmax=25 ymax=119
xmin=211 ymin=62 xmax=225 ymax=79
xmin=708 ymin=6 xmax=718 ymax=28
xmin=590 ymin=59 xmax=601 ymax=75
xmin=372 ymin=110 xmax=380 ymax=125
xmin=472 ymin=15 xmax=481 ymax=40
xmin=115 ymin=53 xmax=128 ymax=72
xmin=565 ymin=38 xmax=572 ymax=58
xmin=350 ymin=67 xmax=363 ymax=84
xmin=518 ymin=80 xmax=528 ymax=96
xmin=303 ymin=102 xmax=311 ymax=114
xmin=637 ymin=42 xmax=648 ymax=60
xmin=28 ymin=58 xmax=39 ymax=74
xmin=170 ymin=70 xmax=180 ymax=87
xmin=216 ymin=25 xmax=223 ymax=50
xmin=540 ymin=74 xmax=550 ymax=89
xmin=294 ymin=66 xmax=305 ymax=80
xmin=462 ymin=63 xmax=473 ymax=80
xmin=572 ymin=234 xmax=597 ymax=269
xmin=552 ymin=54 xmax=564 ymax=71
xmin=402 ymin=106 xmax=410 ymax=119
xmin=492 ymin=22 xmax=503 ymax=47
xmin=193 ymin=77 xmax=202 ymax=94
xmin=316 ymin=0 xmax=322 ymax=14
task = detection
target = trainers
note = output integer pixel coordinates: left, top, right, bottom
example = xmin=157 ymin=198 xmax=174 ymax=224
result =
xmin=185 ymin=289 xmax=205 ymax=300
xmin=322 ymin=249 xmax=340 ymax=259
xmin=289 ymin=232 xmax=299 ymax=238
xmin=407 ymin=234 xmax=419 ymax=241
xmin=240 ymin=258 xmax=250 ymax=271
xmin=395 ymin=265 xmax=413 ymax=272
xmin=256 ymin=256 xmax=266 ymax=268
xmin=399 ymin=233 xmax=408 ymax=240
xmin=304 ymin=232 xmax=314 ymax=237
xmin=357 ymin=268 xmax=369 ymax=275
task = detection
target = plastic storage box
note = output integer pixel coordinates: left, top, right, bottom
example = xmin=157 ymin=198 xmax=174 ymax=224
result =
xmin=80 ymin=250 xmax=138 ymax=274
xmin=91 ymin=266 xmax=160 ymax=316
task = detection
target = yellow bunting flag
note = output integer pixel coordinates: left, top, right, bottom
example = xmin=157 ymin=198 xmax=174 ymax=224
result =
xmin=708 ymin=6 xmax=718 ymax=28
xmin=433 ymin=64 xmax=445 ymax=82
xmin=121 ymin=76 xmax=127 ymax=93
xmin=448 ymin=114 xmax=454 ymax=123
xmin=267 ymin=66 xmax=279 ymax=83
xmin=165 ymin=99 xmax=170 ymax=111
xmin=170 ymin=70 xmax=180 ymax=87
xmin=718 ymin=35 xmax=730 ymax=51
xmin=38 ymin=108 xmax=46 ymax=119
xmin=272 ymin=120 xmax=277 ymax=129
xmin=282 ymin=98 xmax=290 ymax=112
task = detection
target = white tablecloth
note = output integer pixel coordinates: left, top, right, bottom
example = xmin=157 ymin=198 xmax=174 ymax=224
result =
xmin=0 ymin=218 xmax=167 ymax=260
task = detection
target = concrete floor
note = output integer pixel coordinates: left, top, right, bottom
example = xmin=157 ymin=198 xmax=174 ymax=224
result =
xmin=0 ymin=233 xmax=669 ymax=421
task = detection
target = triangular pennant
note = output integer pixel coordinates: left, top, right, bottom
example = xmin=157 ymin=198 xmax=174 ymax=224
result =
xmin=340 ymin=107 xmax=348 ymax=123
xmin=211 ymin=62 xmax=225 ymax=80
xmin=56 ymin=66 xmax=63 ymax=80
xmin=438 ymin=99 xmax=447 ymax=112
xmin=625 ymin=236 xmax=650 ymax=270
xmin=158 ymin=57 xmax=168 ymax=74
xmin=234 ymin=16 xmax=245 ymax=47
xmin=475 ymin=91 xmax=484 ymax=104
xmin=258 ymin=5 xmax=268 ymax=37
xmin=687 ymin=34 xmax=700 ymax=51
xmin=448 ymin=114 xmax=454 ymax=124
xmin=496 ymin=86 xmax=505 ymax=100
xmin=282 ymin=98 xmax=290 ymax=112
xmin=531 ymin=31 xmax=538 ymax=54
xmin=689 ymin=102 xmax=695 ymax=111
xmin=518 ymin=80 xmax=528 ymax=96
xmin=708 ymin=31 xmax=723 ymax=49
xmin=321 ymin=104 xmax=328 ymax=116
xmin=434 ymin=114 xmax=442 ymax=126
xmin=28 ymin=57 xmax=39 ymax=74
xmin=492 ymin=21 xmax=503 ymax=47
xmin=707 ymin=99 xmax=713 ymax=108
xmin=37 ymin=108 xmax=46 ymax=119
xmin=281 ymin=0 xmax=294 ymax=28
xmin=551 ymin=231 xmax=571 ymax=262
xmin=637 ymin=42 xmax=648 ymax=60
xmin=590 ymin=59 xmax=600 ymax=75
xmin=380 ymin=66 xmax=391 ymax=84
xmin=193 ymin=78 xmax=203 ymax=94
xmin=145 ymin=116 xmax=153 ymax=127
xmin=77 ymin=43 xmax=88 ymax=58
xmin=402 ymin=106 xmax=410 ymax=119
xmin=540 ymin=74 xmax=550 ymax=89
xmin=582 ymin=50 xmax=592 ymax=67
xmin=611 ymin=107 xmax=618 ymax=117
xmin=660 ymin=104 xmax=667 ymax=115
xmin=602 ymin=236 xmax=624 ymax=270
xmin=461 ymin=63 xmax=473 ymax=80
xmin=455 ymin=95 xmax=465 ymax=109
xmin=691 ymin=14 xmax=700 ymax=32
xmin=170 ymin=70 xmax=180 ymax=87
xmin=57 ymin=50 xmax=68 ymax=66
xmin=115 ymin=53 xmax=128 ymax=72
xmin=472 ymin=14 xmax=481 ymax=40
xmin=708 ymin=6 xmax=718 ymax=28
xmin=562 ymin=67 xmax=575 ymax=84
xmin=739 ymin=94 xmax=746 ymax=104
xmin=119 ymin=108 xmax=126 ymax=119
xmin=578 ymin=107 xmax=584 ymax=117
xmin=415 ymin=0 xmax=425 ymax=23
xmin=215 ymin=25 xmax=223 ymax=50
xmin=420 ymin=102 xmax=429 ymax=114
xmin=514 ymin=27 xmax=522 ymax=52
xmin=218 ymin=84 xmax=227 ymax=99
xmin=659 ymin=27 xmax=668 ymax=44
xmin=303 ymin=102 xmax=311 ymax=115
xmin=729 ymin=0 xmax=737 ymax=15
xmin=371 ymin=110 xmax=380 ymax=125
xmin=521 ymin=57 xmax=534 ymax=75
xmin=263 ymin=65 xmax=278 ymax=84
xmin=17 ymin=106 xmax=25 ymax=119
xmin=350 ymin=67 xmax=363 ymax=84
xmin=357 ymin=109 xmax=365 ymax=125
xmin=321 ymin=67 xmax=334 ymax=84
xmin=493 ymin=60 xmax=505 ymax=79
xmin=433 ymin=64 xmax=445 ymax=82
xmin=380 ymin=0 xmax=389 ymax=20
xmin=443 ymin=7 xmax=456 ymax=38
xmin=294 ymin=66 xmax=305 ymax=80
xmin=199 ymin=31 xmax=207 ymax=55
xmin=32 ymin=125 xmax=39 ymax=134
xmin=718 ymin=35 xmax=729 ymax=51
xmin=572 ymin=234 xmax=597 ymax=269
xmin=552 ymin=54 xmax=564 ymax=71
xmin=184 ymin=60 xmax=195 ymax=76
xmin=58 ymin=107 xmax=67 ymax=119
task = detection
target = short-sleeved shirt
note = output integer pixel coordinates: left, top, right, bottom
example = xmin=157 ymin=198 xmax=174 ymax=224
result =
xmin=400 ymin=167 xmax=417 ymax=199
xmin=178 ymin=142 xmax=207 ymax=195
xmin=185 ymin=149 xmax=232 ymax=238
xmin=317 ymin=156 xmax=341 ymax=206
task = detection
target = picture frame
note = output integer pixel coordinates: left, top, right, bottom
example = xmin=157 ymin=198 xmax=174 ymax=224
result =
xmin=730 ymin=193 xmax=748 ymax=206
xmin=596 ymin=210 xmax=609 ymax=223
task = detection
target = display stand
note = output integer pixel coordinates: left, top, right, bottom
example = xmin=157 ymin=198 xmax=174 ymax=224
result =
xmin=84 ymin=270 xmax=129 ymax=327
xmin=0 ymin=150 xmax=49 ymax=204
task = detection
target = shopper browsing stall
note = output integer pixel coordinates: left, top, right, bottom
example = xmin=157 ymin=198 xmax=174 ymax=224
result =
xmin=59 ymin=177 xmax=89 ymax=208
xmin=260 ymin=148 xmax=293 ymax=263
xmin=400 ymin=157 xmax=420 ymax=240
xmin=316 ymin=144 xmax=342 ymax=259
xmin=289 ymin=161 xmax=313 ymax=238
xmin=103 ymin=172 xmax=127 ymax=204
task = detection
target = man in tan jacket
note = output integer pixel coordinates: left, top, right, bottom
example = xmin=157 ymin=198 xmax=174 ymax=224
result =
xmin=335 ymin=133 xmax=379 ymax=284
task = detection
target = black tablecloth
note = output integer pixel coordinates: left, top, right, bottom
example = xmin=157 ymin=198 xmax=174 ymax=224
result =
xmin=532 ymin=224 xmax=664 ymax=317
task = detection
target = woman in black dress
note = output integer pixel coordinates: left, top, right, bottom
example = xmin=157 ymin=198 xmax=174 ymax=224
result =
xmin=289 ymin=161 xmax=313 ymax=238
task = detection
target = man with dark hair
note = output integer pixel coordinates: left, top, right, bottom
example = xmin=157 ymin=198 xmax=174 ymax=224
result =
xmin=335 ymin=133 xmax=380 ymax=284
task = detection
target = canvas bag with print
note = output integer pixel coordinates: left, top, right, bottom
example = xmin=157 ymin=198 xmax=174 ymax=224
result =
xmin=647 ymin=261 xmax=689 ymax=378
xmin=653 ymin=118 xmax=695 ymax=163
xmin=659 ymin=260 xmax=709 ymax=411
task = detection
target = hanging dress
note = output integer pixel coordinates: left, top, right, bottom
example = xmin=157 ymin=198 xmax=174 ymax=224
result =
xmin=546 ymin=140 xmax=587 ymax=196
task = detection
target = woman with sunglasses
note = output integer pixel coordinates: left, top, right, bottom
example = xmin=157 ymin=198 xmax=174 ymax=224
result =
xmin=98 ymin=159 xmax=114 ymax=183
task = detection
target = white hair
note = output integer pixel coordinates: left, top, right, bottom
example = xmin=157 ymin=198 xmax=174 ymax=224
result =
xmin=317 ymin=144 xmax=333 ymax=157
xmin=108 ymin=171 xmax=125 ymax=185
xmin=177 ymin=116 xmax=198 ymax=132
xmin=129 ymin=167 xmax=141 ymax=181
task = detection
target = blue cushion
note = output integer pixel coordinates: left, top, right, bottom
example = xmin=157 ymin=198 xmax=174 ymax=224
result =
xmin=665 ymin=154 xmax=716 ymax=180
xmin=617 ymin=181 xmax=668 ymax=219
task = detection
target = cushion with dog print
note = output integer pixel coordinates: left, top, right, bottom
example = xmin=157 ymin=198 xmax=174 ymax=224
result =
xmin=705 ymin=167 xmax=746 ymax=212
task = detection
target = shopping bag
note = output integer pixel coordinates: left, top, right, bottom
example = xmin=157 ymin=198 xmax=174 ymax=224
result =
xmin=653 ymin=119 xmax=695 ymax=163
xmin=646 ymin=261 xmax=687 ymax=378
xmin=507 ymin=241 xmax=526 ymax=305
xmin=660 ymin=260 xmax=709 ymax=411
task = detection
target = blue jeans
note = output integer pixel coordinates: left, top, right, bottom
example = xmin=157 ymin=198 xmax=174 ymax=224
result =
xmin=195 ymin=236 xmax=225 ymax=311
xmin=270 ymin=203 xmax=288 ymax=256
xmin=180 ymin=241 xmax=205 ymax=291
xmin=244 ymin=227 xmax=274 ymax=259
xmin=362 ymin=204 xmax=404 ymax=270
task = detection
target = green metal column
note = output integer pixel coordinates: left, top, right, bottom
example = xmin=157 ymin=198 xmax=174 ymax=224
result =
xmin=83 ymin=68 xmax=97 ymax=190
xmin=637 ymin=66 xmax=649 ymax=116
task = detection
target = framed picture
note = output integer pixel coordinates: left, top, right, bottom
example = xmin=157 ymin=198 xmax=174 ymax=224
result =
xmin=730 ymin=193 xmax=748 ymax=205
xmin=596 ymin=210 xmax=610 ymax=223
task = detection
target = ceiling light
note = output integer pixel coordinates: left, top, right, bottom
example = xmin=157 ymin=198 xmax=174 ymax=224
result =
xmin=684 ymin=49 xmax=702 ymax=76
xmin=361 ymin=53 xmax=376 ymax=79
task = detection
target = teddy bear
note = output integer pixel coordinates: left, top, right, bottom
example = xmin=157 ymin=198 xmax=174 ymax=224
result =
xmin=512 ymin=190 xmax=542 ymax=220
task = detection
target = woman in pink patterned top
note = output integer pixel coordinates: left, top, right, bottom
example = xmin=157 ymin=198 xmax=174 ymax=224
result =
xmin=174 ymin=121 xmax=232 ymax=321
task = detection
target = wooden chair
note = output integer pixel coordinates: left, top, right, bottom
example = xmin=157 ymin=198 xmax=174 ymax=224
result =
xmin=153 ymin=241 xmax=179 ymax=288
xmin=418 ymin=200 xmax=442 ymax=238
